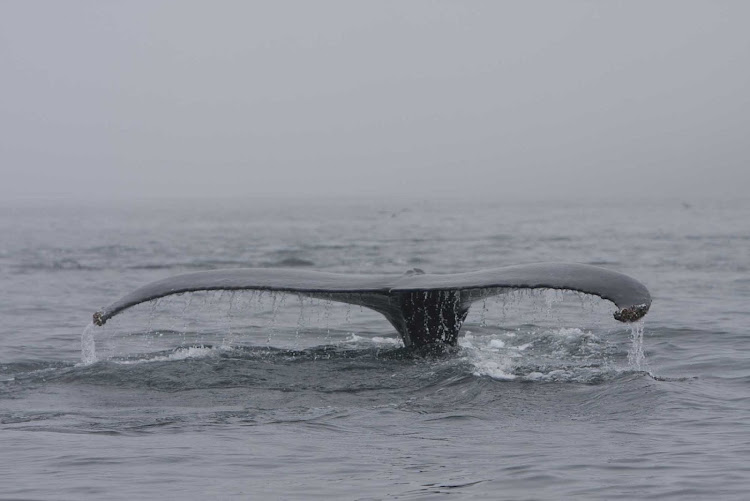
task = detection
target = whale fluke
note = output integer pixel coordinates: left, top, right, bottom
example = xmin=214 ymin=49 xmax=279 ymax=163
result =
xmin=93 ymin=263 xmax=651 ymax=349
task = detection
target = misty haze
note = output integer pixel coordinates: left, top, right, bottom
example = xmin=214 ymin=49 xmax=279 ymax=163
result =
xmin=2 ymin=1 xmax=749 ymax=200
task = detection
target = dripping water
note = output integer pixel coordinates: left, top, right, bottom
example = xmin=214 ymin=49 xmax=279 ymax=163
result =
xmin=479 ymin=298 xmax=488 ymax=327
xmin=627 ymin=320 xmax=646 ymax=370
xmin=543 ymin=288 xmax=564 ymax=316
xmin=422 ymin=291 xmax=430 ymax=335
xmin=80 ymin=322 xmax=97 ymax=365
xmin=223 ymin=291 xmax=237 ymax=347
xmin=294 ymin=293 xmax=308 ymax=350
xmin=79 ymin=286 xmax=643 ymax=381
xmin=438 ymin=291 xmax=447 ymax=341
xmin=266 ymin=292 xmax=283 ymax=348
xmin=322 ymin=297 xmax=333 ymax=346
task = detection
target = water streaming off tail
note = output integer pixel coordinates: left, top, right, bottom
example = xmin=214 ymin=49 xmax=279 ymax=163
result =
xmin=627 ymin=320 xmax=646 ymax=370
xmin=460 ymin=288 xmax=647 ymax=382
xmin=82 ymin=290 xmax=393 ymax=362
xmin=80 ymin=287 xmax=647 ymax=382
xmin=80 ymin=322 xmax=97 ymax=364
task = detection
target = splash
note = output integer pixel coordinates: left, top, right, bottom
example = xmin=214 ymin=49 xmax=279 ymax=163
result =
xmin=459 ymin=332 xmax=517 ymax=380
xmin=459 ymin=326 xmax=627 ymax=383
xmin=627 ymin=320 xmax=646 ymax=370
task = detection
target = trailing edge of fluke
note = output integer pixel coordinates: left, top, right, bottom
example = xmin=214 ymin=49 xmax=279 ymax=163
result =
xmin=93 ymin=262 xmax=651 ymax=349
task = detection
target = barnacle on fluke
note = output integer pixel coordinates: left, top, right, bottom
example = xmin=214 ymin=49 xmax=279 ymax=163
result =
xmin=614 ymin=304 xmax=650 ymax=322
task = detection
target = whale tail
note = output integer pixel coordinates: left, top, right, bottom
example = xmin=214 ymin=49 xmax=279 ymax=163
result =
xmin=93 ymin=263 xmax=651 ymax=349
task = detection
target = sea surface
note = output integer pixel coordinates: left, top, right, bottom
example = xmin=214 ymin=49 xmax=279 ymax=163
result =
xmin=1 ymin=196 xmax=748 ymax=500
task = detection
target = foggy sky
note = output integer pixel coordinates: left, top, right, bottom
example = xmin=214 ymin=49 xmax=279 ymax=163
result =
xmin=1 ymin=0 xmax=749 ymax=201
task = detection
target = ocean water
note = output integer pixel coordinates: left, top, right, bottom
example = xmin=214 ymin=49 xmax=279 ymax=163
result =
xmin=1 ymin=197 xmax=748 ymax=499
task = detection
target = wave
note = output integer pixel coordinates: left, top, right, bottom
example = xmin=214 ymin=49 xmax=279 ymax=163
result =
xmin=262 ymin=257 xmax=315 ymax=267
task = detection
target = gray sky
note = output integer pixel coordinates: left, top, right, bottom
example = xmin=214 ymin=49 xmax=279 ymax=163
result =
xmin=1 ymin=0 xmax=748 ymax=200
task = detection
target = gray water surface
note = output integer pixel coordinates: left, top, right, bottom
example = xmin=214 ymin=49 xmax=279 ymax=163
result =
xmin=1 ymin=197 xmax=748 ymax=499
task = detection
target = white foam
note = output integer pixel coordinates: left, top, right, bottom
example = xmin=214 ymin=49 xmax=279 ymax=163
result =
xmin=370 ymin=336 xmax=403 ymax=346
xmin=114 ymin=345 xmax=224 ymax=365
xmin=164 ymin=345 xmax=220 ymax=360
xmin=469 ymin=357 xmax=517 ymax=380
xmin=555 ymin=327 xmax=586 ymax=338
xmin=344 ymin=333 xmax=403 ymax=346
